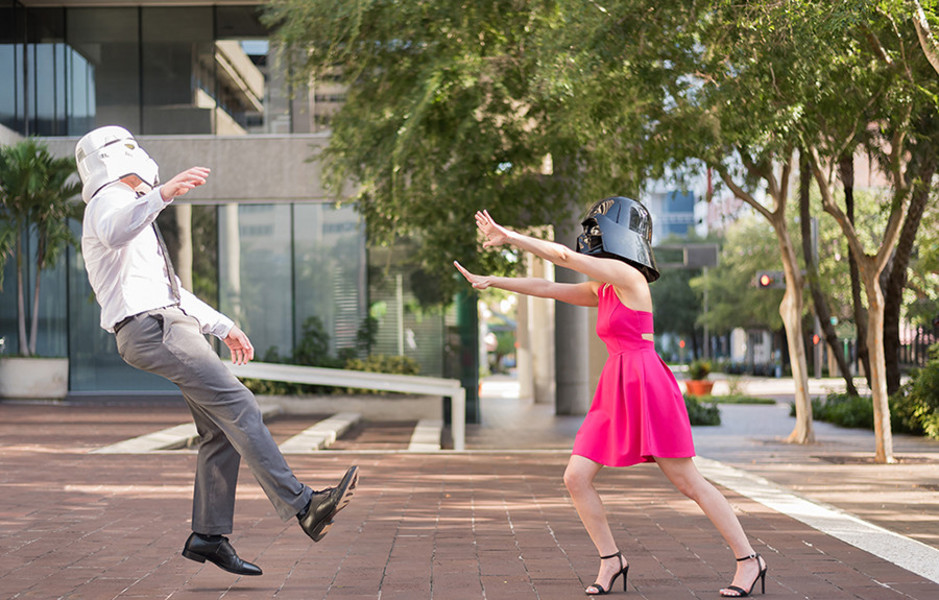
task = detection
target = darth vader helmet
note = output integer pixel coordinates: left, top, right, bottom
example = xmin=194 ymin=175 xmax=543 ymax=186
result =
xmin=576 ymin=196 xmax=660 ymax=282
xmin=75 ymin=126 xmax=159 ymax=203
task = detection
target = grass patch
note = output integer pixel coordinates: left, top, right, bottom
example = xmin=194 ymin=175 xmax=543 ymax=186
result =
xmin=706 ymin=395 xmax=776 ymax=405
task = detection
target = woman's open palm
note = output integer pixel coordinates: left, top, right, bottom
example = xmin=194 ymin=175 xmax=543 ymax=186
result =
xmin=476 ymin=210 xmax=511 ymax=248
xmin=453 ymin=261 xmax=491 ymax=290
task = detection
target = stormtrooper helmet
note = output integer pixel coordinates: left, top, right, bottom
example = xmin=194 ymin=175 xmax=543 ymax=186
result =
xmin=75 ymin=126 xmax=159 ymax=203
xmin=576 ymin=196 xmax=660 ymax=282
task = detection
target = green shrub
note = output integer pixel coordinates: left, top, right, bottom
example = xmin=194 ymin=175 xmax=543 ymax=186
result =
xmin=242 ymin=353 xmax=422 ymax=396
xmin=344 ymin=354 xmax=420 ymax=376
xmin=685 ymin=395 xmax=721 ymax=425
xmin=817 ymin=393 xmax=874 ymax=429
xmin=688 ymin=359 xmax=712 ymax=380
xmin=239 ymin=314 xmax=422 ymax=396
xmin=708 ymin=395 xmax=776 ymax=405
xmin=890 ymin=343 xmax=939 ymax=439
xmin=341 ymin=354 xmax=422 ymax=395
xmin=791 ymin=393 xmax=875 ymax=430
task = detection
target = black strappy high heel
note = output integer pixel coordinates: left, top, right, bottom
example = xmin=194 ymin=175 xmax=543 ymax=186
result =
xmin=720 ymin=553 xmax=767 ymax=597
xmin=585 ymin=551 xmax=629 ymax=595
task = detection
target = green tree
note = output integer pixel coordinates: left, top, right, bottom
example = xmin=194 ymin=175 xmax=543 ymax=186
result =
xmin=0 ymin=138 xmax=81 ymax=356
xmin=650 ymin=267 xmax=702 ymax=357
xmin=912 ymin=0 xmax=939 ymax=74
xmin=611 ymin=0 xmax=936 ymax=455
xmin=794 ymin=2 xmax=939 ymax=462
xmin=695 ymin=216 xmax=787 ymax=336
xmin=265 ymin=0 xmax=939 ymax=457
xmin=265 ymin=0 xmax=592 ymax=293
xmin=580 ymin=0 xmax=821 ymax=442
xmin=902 ymin=198 xmax=939 ymax=327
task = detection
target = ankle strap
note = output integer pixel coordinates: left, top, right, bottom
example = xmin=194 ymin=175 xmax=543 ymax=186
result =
xmin=599 ymin=551 xmax=622 ymax=560
xmin=735 ymin=552 xmax=760 ymax=562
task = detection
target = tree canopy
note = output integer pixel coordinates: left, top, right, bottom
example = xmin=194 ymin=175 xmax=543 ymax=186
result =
xmin=266 ymin=0 xmax=939 ymax=458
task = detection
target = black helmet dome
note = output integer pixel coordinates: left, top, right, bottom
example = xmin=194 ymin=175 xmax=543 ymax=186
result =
xmin=576 ymin=196 xmax=660 ymax=282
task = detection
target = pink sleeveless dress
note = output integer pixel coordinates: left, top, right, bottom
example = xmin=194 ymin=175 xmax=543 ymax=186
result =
xmin=572 ymin=284 xmax=695 ymax=466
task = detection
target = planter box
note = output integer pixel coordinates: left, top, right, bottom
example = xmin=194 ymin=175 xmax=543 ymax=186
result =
xmin=685 ymin=379 xmax=714 ymax=397
xmin=0 ymin=357 xmax=68 ymax=400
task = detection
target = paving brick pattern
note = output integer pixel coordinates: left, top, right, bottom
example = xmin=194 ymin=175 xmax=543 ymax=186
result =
xmin=2 ymin=403 xmax=939 ymax=599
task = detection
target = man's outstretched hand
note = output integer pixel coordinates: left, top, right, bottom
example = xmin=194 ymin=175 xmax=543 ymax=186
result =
xmin=161 ymin=167 xmax=210 ymax=202
xmin=224 ymin=325 xmax=255 ymax=365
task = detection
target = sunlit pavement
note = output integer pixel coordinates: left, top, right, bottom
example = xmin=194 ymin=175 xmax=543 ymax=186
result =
xmin=1 ymin=376 xmax=938 ymax=599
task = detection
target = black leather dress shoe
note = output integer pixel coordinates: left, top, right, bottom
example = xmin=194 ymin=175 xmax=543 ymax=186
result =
xmin=182 ymin=532 xmax=263 ymax=576
xmin=298 ymin=465 xmax=359 ymax=542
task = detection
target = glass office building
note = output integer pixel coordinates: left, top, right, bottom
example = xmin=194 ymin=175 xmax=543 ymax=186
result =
xmin=0 ymin=1 xmax=451 ymax=394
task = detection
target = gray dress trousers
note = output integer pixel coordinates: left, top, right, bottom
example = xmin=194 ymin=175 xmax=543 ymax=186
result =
xmin=116 ymin=306 xmax=312 ymax=535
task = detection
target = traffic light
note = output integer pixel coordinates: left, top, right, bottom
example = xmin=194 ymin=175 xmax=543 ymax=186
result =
xmin=755 ymin=270 xmax=785 ymax=289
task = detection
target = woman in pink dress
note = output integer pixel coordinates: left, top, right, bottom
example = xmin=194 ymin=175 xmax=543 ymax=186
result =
xmin=455 ymin=199 xmax=766 ymax=597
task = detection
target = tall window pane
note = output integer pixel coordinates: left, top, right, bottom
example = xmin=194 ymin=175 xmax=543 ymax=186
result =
xmin=219 ymin=203 xmax=292 ymax=359
xmin=140 ymin=6 xmax=214 ymax=134
xmin=293 ymin=203 xmax=367 ymax=358
xmin=66 ymin=42 xmax=94 ymax=135
xmin=67 ymin=7 xmax=140 ymax=133
xmin=191 ymin=204 xmax=220 ymax=309
xmin=216 ymin=5 xmax=272 ymax=134
xmin=0 ymin=1 xmax=25 ymax=134
xmin=26 ymin=8 xmax=66 ymax=136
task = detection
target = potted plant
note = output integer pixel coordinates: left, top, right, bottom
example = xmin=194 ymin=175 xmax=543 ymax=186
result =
xmin=686 ymin=358 xmax=715 ymax=397
xmin=0 ymin=138 xmax=81 ymax=400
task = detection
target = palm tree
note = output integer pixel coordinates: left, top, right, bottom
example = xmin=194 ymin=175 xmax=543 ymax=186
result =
xmin=0 ymin=138 xmax=82 ymax=356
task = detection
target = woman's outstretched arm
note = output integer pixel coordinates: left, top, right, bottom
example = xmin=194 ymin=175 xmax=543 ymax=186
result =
xmin=473 ymin=210 xmax=640 ymax=291
xmin=453 ymin=261 xmax=599 ymax=307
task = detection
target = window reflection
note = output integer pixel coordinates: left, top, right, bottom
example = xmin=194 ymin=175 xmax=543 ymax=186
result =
xmin=294 ymin=203 xmax=367 ymax=355
xmin=67 ymin=7 xmax=141 ymax=132
xmin=2 ymin=4 xmax=281 ymax=137
xmin=0 ymin=1 xmax=25 ymax=135
xmin=217 ymin=202 xmax=367 ymax=363
xmin=141 ymin=6 xmax=214 ymax=134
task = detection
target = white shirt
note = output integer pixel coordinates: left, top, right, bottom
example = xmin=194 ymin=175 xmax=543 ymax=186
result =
xmin=82 ymin=181 xmax=234 ymax=338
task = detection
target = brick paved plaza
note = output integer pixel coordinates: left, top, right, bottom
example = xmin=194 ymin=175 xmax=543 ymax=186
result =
xmin=2 ymin=397 xmax=939 ymax=599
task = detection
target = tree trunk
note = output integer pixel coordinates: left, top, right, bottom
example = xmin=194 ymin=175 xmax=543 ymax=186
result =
xmin=801 ymin=154 xmax=858 ymax=395
xmin=839 ymin=158 xmax=870 ymax=385
xmin=29 ymin=243 xmax=42 ymax=356
xmin=716 ymin=157 xmax=812 ymax=442
xmin=883 ymin=147 xmax=934 ymax=394
xmin=775 ymin=220 xmax=814 ymax=444
xmin=863 ymin=272 xmax=895 ymax=463
xmin=15 ymin=233 xmax=28 ymax=356
xmin=913 ymin=0 xmax=939 ymax=76
xmin=811 ymin=143 xmax=906 ymax=465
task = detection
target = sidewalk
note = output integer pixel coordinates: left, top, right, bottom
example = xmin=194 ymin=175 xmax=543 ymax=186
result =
xmin=0 ymin=376 xmax=938 ymax=599
xmin=477 ymin=374 xmax=939 ymax=550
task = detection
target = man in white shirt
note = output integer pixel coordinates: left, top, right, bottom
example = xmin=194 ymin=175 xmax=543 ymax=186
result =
xmin=76 ymin=126 xmax=358 ymax=576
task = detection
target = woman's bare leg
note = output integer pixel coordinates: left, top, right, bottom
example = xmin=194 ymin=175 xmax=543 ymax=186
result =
xmin=564 ymin=455 xmax=627 ymax=593
xmin=655 ymin=456 xmax=764 ymax=595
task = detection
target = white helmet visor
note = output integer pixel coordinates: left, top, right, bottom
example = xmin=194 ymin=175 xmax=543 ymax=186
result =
xmin=75 ymin=126 xmax=160 ymax=203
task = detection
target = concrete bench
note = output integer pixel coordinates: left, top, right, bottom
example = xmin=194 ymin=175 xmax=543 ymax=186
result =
xmin=228 ymin=362 xmax=466 ymax=451
xmin=91 ymin=403 xmax=283 ymax=454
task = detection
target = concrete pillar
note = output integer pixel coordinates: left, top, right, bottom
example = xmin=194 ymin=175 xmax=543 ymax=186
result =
xmin=174 ymin=203 xmax=193 ymax=291
xmin=223 ymin=202 xmax=244 ymax=324
xmin=515 ymin=285 xmax=533 ymax=401
xmin=529 ymin=254 xmax=555 ymax=405
xmin=554 ymin=212 xmax=590 ymax=415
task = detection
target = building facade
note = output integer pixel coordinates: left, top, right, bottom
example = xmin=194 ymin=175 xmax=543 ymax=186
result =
xmin=1 ymin=1 xmax=457 ymax=397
